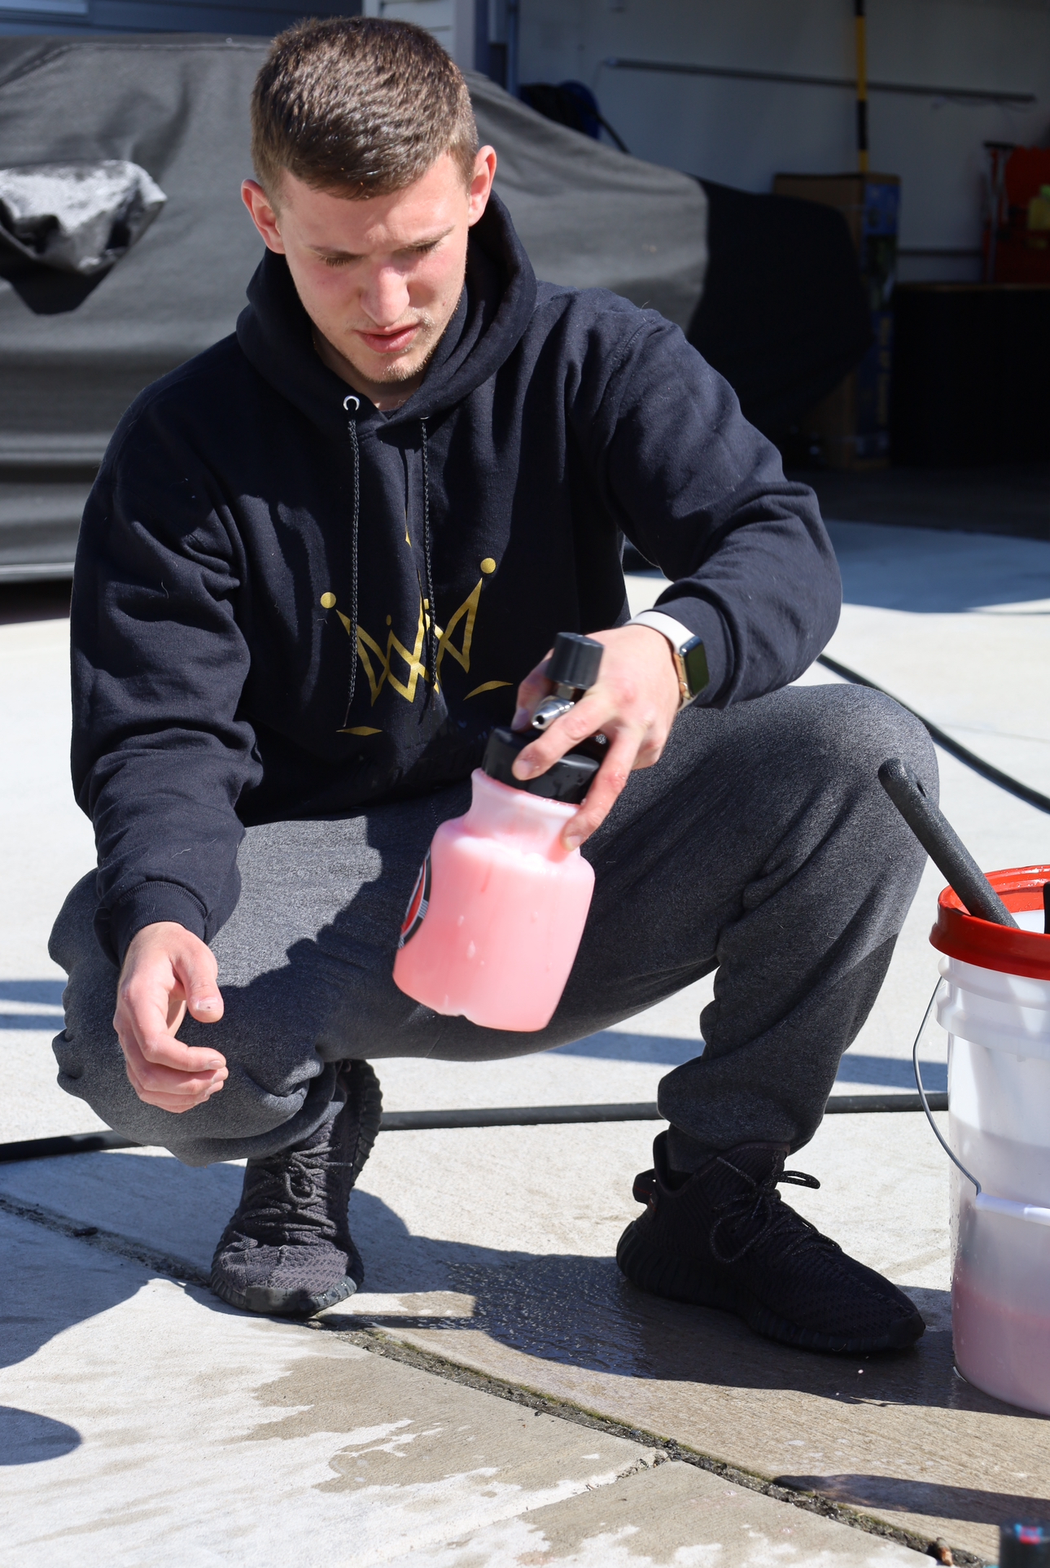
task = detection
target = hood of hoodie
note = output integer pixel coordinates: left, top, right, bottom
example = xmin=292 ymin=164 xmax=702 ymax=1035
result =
xmin=235 ymin=191 xmax=539 ymax=439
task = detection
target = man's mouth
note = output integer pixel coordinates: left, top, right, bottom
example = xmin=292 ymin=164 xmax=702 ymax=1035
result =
xmin=356 ymin=323 xmax=421 ymax=355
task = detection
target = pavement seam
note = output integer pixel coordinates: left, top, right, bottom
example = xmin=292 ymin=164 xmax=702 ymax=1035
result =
xmin=0 ymin=1193 xmax=984 ymax=1567
xmin=326 ymin=1323 xmax=985 ymax=1568
xmin=0 ymin=1190 xmax=210 ymax=1286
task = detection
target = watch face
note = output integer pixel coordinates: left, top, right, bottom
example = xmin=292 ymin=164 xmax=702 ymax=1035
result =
xmin=682 ymin=636 xmax=710 ymax=697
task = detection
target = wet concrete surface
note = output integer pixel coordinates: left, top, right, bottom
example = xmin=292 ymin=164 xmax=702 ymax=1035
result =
xmin=401 ymin=1458 xmax=929 ymax=1566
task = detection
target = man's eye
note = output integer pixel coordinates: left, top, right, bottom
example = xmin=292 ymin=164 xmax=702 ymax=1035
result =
xmin=322 ymin=255 xmax=352 ymax=268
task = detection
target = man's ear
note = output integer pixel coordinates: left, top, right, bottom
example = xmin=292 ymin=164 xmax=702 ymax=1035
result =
xmin=467 ymin=147 xmax=497 ymax=227
xmin=242 ymin=178 xmax=286 ymax=253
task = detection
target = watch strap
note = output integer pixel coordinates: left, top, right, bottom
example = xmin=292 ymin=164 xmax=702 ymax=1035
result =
xmin=627 ymin=610 xmax=696 ymax=709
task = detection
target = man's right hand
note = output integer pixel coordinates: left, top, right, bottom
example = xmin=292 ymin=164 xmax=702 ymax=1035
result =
xmin=114 ymin=922 xmax=228 ymax=1113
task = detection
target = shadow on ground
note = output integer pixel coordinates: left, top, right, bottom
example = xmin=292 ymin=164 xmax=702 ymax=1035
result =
xmin=0 ymin=1154 xmax=967 ymax=1413
xmin=0 ymin=979 xmax=66 ymax=1033
xmin=558 ymin=1032 xmax=947 ymax=1090
xmin=803 ymin=466 xmax=1050 ymax=548
xmin=0 ymin=581 xmax=71 ymax=626
xmin=825 ymin=518 xmax=1050 ymax=615
xmin=0 ymin=1406 xmax=80 ymax=1464
xmin=776 ymin=1472 xmax=1050 ymax=1530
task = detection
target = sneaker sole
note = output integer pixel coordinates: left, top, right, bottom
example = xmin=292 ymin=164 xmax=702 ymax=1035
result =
xmin=616 ymin=1220 xmax=925 ymax=1356
xmin=210 ymin=1269 xmax=359 ymax=1319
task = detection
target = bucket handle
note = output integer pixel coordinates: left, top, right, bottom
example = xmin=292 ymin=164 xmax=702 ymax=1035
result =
xmin=914 ymin=981 xmax=1050 ymax=1227
xmin=914 ymin=979 xmax=980 ymax=1193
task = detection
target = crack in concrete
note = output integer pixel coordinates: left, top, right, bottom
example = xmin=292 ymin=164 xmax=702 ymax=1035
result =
xmin=0 ymin=1190 xmax=210 ymax=1287
xmin=323 ymin=1323 xmax=987 ymax=1568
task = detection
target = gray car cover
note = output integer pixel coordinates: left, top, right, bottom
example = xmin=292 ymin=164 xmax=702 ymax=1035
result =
xmin=0 ymin=35 xmax=707 ymax=576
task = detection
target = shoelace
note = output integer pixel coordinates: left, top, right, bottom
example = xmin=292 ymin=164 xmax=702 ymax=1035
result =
xmin=708 ymin=1158 xmax=838 ymax=1268
xmin=240 ymin=1139 xmax=356 ymax=1243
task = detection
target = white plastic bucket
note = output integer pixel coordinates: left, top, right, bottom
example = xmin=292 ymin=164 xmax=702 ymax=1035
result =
xmin=931 ymin=866 xmax=1050 ymax=1414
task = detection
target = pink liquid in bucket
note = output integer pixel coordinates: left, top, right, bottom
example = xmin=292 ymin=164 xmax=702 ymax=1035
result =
xmin=393 ymin=767 xmax=595 ymax=1031
xmin=953 ymin=1262 xmax=1050 ymax=1416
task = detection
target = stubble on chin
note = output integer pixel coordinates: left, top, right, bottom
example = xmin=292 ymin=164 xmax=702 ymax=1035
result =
xmin=358 ymin=314 xmax=439 ymax=385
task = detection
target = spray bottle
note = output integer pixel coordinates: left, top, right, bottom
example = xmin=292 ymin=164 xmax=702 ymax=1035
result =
xmin=393 ymin=633 xmax=604 ymax=1031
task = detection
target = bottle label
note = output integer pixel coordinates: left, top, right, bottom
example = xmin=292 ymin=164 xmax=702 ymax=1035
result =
xmin=398 ymin=851 xmax=432 ymax=947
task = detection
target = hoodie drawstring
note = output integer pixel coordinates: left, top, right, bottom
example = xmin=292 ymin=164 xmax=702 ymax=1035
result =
xmin=342 ymin=394 xmax=361 ymax=729
xmin=419 ymin=417 xmax=438 ymax=711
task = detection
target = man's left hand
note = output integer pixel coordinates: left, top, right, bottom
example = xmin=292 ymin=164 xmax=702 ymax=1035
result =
xmin=511 ymin=624 xmax=680 ymax=849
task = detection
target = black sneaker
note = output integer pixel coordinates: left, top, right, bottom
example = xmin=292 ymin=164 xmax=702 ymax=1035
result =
xmin=210 ymin=1060 xmax=382 ymax=1318
xmin=616 ymin=1132 xmax=925 ymax=1355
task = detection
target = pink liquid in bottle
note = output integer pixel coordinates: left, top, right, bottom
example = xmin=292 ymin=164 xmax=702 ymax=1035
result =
xmin=394 ymin=634 xmax=605 ymax=1032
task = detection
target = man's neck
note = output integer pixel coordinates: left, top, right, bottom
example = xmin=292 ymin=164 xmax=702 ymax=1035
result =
xmin=312 ymin=328 xmax=422 ymax=413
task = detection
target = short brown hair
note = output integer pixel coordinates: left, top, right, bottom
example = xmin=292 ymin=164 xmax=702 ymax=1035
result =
xmin=251 ymin=17 xmax=479 ymax=200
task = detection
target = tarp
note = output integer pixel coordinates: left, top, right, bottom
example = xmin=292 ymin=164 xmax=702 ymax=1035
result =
xmin=0 ymin=35 xmax=708 ymax=472
xmin=467 ymin=72 xmax=707 ymax=332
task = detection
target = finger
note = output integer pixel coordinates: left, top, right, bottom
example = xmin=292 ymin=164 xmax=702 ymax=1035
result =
xmin=118 ymin=1022 xmax=227 ymax=1085
xmin=173 ymin=944 xmax=225 ymax=1024
xmin=122 ymin=1065 xmax=222 ymax=1114
xmin=562 ymin=726 xmax=645 ymax=848
xmin=133 ymin=1096 xmax=210 ymax=1114
xmin=512 ymin=690 xmax=615 ymax=778
xmin=126 ymin=1014 xmax=227 ymax=1075
xmin=165 ymin=992 xmax=188 ymax=1034
xmin=134 ymin=1030 xmax=228 ymax=1075
xmin=511 ymin=651 xmax=555 ymax=729
xmin=117 ymin=974 xmax=227 ymax=1071
xmin=121 ymin=1034 xmax=228 ymax=1097
xmin=125 ymin=1070 xmax=224 ymax=1113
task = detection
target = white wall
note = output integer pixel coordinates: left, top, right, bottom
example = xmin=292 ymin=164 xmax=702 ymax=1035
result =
xmin=363 ymin=0 xmax=478 ymax=69
xmin=516 ymin=0 xmax=1050 ymax=279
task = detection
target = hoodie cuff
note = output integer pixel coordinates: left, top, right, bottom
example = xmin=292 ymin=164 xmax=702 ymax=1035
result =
xmin=649 ymin=590 xmax=732 ymax=706
xmin=96 ymin=882 xmax=209 ymax=968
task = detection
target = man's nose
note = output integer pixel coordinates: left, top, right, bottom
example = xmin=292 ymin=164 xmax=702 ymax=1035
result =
xmin=360 ymin=264 xmax=411 ymax=328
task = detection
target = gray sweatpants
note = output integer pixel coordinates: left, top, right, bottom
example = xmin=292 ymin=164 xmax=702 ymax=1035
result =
xmin=50 ymin=684 xmax=934 ymax=1169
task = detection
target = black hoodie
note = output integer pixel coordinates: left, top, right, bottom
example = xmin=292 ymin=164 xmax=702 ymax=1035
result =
xmin=70 ymin=195 xmax=841 ymax=963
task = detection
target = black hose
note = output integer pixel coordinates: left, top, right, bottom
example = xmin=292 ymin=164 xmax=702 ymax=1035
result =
xmin=819 ymin=653 xmax=1050 ymax=815
xmin=0 ymin=1092 xmax=950 ymax=1164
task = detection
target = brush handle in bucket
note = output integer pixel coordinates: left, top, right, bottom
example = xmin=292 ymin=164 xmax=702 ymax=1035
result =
xmin=879 ymin=758 xmax=1017 ymax=928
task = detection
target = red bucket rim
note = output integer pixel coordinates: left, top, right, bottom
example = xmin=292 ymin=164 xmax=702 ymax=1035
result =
xmin=930 ymin=865 xmax=1050 ymax=980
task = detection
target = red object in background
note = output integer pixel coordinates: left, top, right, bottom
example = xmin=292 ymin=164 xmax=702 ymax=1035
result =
xmin=984 ymin=145 xmax=1050 ymax=282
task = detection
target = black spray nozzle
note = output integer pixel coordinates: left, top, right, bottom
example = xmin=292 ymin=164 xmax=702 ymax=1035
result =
xmin=878 ymin=758 xmax=1017 ymax=929
xmin=547 ymin=632 xmax=603 ymax=695
xmin=531 ymin=633 xmax=605 ymax=734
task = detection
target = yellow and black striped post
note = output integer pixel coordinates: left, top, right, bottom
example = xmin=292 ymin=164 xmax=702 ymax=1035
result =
xmin=855 ymin=0 xmax=869 ymax=174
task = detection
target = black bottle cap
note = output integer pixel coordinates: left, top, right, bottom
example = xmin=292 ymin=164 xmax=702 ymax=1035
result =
xmin=481 ymin=727 xmax=598 ymax=805
xmin=547 ymin=632 xmax=603 ymax=692
xmin=1001 ymin=1525 xmax=1050 ymax=1566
